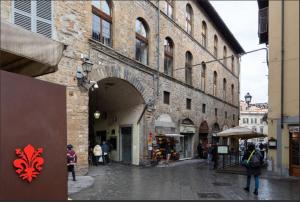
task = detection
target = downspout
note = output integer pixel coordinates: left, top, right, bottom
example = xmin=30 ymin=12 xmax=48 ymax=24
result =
xmin=280 ymin=0 xmax=285 ymax=129
xmin=156 ymin=0 xmax=160 ymax=98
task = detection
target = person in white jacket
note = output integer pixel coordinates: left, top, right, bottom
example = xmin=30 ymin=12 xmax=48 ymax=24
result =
xmin=93 ymin=144 xmax=103 ymax=166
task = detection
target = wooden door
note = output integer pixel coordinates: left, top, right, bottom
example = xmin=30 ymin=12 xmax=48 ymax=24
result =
xmin=290 ymin=131 xmax=300 ymax=176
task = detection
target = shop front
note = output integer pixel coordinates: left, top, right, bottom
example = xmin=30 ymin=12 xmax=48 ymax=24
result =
xmin=180 ymin=119 xmax=196 ymax=159
xmin=152 ymin=134 xmax=184 ymax=162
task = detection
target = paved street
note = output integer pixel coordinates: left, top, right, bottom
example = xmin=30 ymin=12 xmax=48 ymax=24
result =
xmin=69 ymin=161 xmax=300 ymax=200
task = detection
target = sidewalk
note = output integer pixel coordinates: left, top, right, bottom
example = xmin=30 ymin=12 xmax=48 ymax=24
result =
xmin=68 ymin=176 xmax=94 ymax=195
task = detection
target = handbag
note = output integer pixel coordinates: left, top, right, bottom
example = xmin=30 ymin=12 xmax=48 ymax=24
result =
xmin=99 ymin=156 xmax=103 ymax=162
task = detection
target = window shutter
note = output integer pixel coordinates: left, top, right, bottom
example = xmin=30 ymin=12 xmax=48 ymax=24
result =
xmin=258 ymin=7 xmax=268 ymax=34
xmin=13 ymin=0 xmax=32 ymax=31
xmin=36 ymin=0 xmax=52 ymax=38
xmin=13 ymin=0 xmax=52 ymax=38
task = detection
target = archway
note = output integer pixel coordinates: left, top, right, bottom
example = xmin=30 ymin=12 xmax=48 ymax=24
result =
xmin=88 ymin=77 xmax=145 ymax=166
xmin=199 ymin=121 xmax=209 ymax=158
xmin=180 ymin=118 xmax=196 ymax=159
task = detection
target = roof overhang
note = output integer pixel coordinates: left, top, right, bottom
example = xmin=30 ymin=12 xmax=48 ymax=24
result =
xmin=196 ymin=0 xmax=245 ymax=54
xmin=0 ymin=21 xmax=65 ymax=77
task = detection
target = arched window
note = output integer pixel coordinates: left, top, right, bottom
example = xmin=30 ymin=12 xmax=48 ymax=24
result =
xmin=223 ymin=46 xmax=227 ymax=66
xmin=231 ymin=55 xmax=235 ymax=73
xmin=164 ymin=0 xmax=173 ymax=19
xmin=231 ymin=84 xmax=234 ymax=104
xmin=186 ymin=4 xmax=193 ymax=35
xmin=92 ymin=0 xmax=112 ymax=47
xmin=201 ymin=62 xmax=206 ymax=91
xmin=185 ymin=51 xmax=193 ymax=85
xmin=164 ymin=37 xmax=174 ymax=76
xmin=213 ymin=71 xmax=217 ymax=96
xmin=202 ymin=21 xmax=207 ymax=47
xmin=223 ymin=78 xmax=227 ymax=100
xmin=135 ymin=18 xmax=148 ymax=65
xmin=214 ymin=35 xmax=218 ymax=57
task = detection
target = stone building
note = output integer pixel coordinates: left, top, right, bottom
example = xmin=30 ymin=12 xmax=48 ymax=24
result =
xmin=258 ymin=0 xmax=299 ymax=176
xmin=1 ymin=0 xmax=244 ymax=174
xmin=239 ymin=100 xmax=268 ymax=144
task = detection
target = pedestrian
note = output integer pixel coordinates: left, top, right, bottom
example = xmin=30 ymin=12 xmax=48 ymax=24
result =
xmin=212 ymin=144 xmax=219 ymax=169
xmin=93 ymin=143 xmax=103 ymax=166
xmin=67 ymin=144 xmax=77 ymax=181
xmin=165 ymin=142 xmax=172 ymax=166
xmin=207 ymin=144 xmax=214 ymax=170
xmin=242 ymin=143 xmax=263 ymax=195
xmin=259 ymin=143 xmax=265 ymax=160
xmin=101 ymin=141 xmax=110 ymax=164
xmin=197 ymin=141 xmax=203 ymax=159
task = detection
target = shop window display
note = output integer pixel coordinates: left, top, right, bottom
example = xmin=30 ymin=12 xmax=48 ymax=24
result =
xmin=151 ymin=134 xmax=181 ymax=163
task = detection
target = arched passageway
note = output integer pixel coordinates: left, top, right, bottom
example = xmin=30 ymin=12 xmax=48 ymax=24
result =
xmin=88 ymin=77 xmax=145 ymax=166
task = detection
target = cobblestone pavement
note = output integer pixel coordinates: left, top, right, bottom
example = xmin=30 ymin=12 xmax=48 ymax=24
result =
xmin=69 ymin=161 xmax=300 ymax=200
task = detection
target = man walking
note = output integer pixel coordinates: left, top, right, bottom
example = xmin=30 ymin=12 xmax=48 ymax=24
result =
xmin=101 ymin=141 xmax=110 ymax=164
xmin=197 ymin=141 xmax=203 ymax=159
xmin=242 ymin=143 xmax=263 ymax=195
xmin=67 ymin=144 xmax=77 ymax=181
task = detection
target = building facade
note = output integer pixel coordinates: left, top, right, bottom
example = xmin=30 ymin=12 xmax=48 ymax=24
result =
xmin=1 ymin=0 xmax=244 ymax=174
xmin=239 ymin=101 xmax=268 ymax=144
xmin=258 ymin=0 xmax=299 ymax=176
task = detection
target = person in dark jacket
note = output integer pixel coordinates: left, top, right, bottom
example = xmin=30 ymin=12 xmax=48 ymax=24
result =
xmin=197 ymin=141 xmax=203 ymax=159
xmin=101 ymin=141 xmax=110 ymax=164
xmin=67 ymin=144 xmax=77 ymax=181
xmin=242 ymin=143 xmax=263 ymax=195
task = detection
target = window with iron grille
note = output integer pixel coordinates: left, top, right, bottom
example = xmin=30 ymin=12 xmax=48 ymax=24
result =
xmin=215 ymin=108 xmax=218 ymax=117
xmin=201 ymin=62 xmax=206 ymax=91
xmin=202 ymin=104 xmax=206 ymax=113
xmin=12 ymin=0 xmax=52 ymax=38
xmin=163 ymin=91 xmax=170 ymax=105
xmin=186 ymin=98 xmax=191 ymax=110
xmin=92 ymin=0 xmax=112 ymax=47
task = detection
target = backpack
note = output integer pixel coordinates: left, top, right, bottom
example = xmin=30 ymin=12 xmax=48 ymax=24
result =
xmin=248 ymin=150 xmax=262 ymax=168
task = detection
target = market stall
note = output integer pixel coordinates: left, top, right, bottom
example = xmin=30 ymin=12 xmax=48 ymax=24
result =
xmin=151 ymin=134 xmax=184 ymax=162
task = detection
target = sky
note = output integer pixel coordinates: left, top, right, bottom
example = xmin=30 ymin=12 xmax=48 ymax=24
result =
xmin=210 ymin=1 xmax=268 ymax=104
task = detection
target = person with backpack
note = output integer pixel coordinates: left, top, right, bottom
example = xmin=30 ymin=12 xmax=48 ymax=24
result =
xmin=242 ymin=143 xmax=263 ymax=195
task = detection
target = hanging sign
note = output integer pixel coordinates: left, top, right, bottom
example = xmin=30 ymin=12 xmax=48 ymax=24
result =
xmin=13 ymin=144 xmax=44 ymax=183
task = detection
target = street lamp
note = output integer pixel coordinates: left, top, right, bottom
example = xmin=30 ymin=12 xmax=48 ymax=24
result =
xmin=75 ymin=57 xmax=99 ymax=90
xmin=94 ymin=111 xmax=101 ymax=119
xmin=244 ymin=92 xmax=252 ymax=110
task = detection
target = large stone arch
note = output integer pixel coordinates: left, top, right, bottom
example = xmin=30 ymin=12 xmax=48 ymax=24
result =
xmin=89 ymin=65 xmax=154 ymax=104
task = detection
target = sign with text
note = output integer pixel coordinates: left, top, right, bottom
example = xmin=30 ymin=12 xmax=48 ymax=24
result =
xmin=217 ymin=145 xmax=229 ymax=154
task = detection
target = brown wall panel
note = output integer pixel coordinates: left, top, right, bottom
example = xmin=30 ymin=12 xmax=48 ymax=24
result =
xmin=0 ymin=70 xmax=67 ymax=200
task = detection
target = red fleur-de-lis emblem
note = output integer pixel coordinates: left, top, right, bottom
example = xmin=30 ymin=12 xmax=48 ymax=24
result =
xmin=13 ymin=144 xmax=45 ymax=183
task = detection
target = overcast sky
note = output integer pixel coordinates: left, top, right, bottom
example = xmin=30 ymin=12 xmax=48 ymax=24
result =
xmin=210 ymin=1 xmax=268 ymax=104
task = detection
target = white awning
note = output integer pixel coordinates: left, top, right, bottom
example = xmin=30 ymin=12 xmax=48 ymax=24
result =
xmin=0 ymin=21 xmax=65 ymax=77
xmin=164 ymin=134 xmax=184 ymax=137
xmin=217 ymin=126 xmax=267 ymax=140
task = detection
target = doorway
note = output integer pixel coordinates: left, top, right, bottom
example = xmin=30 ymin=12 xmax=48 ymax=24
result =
xmin=289 ymin=131 xmax=299 ymax=176
xmin=121 ymin=126 xmax=132 ymax=163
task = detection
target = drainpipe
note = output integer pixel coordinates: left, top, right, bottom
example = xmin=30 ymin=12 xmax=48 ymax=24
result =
xmin=156 ymin=0 xmax=160 ymax=98
xmin=280 ymin=0 xmax=285 ymax=129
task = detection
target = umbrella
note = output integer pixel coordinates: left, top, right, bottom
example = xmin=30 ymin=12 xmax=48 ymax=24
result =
xmin=216 ymin=126 xmax=267 ymax=140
